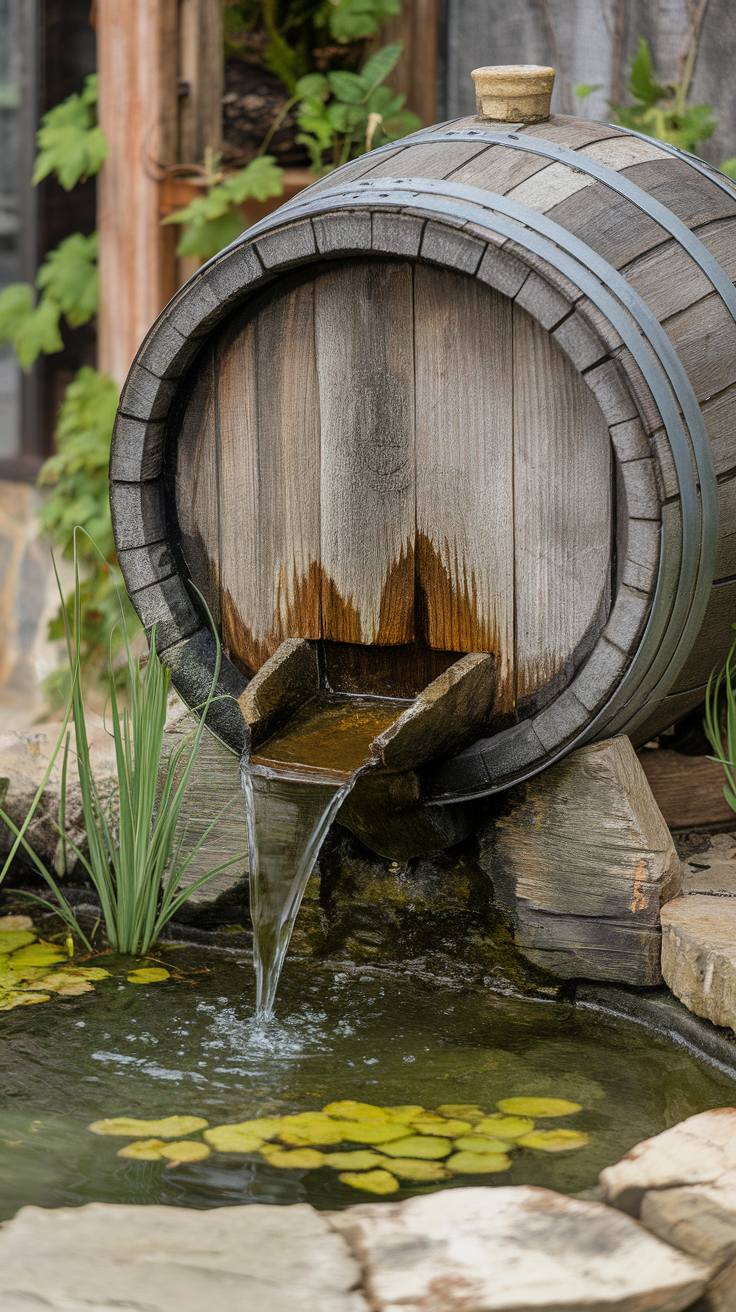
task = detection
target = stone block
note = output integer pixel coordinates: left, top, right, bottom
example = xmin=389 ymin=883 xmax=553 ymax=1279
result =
xmin=477 ymin=735 xmax=681 ymax=983
xmin=0 ymin=1201 xmax=368 ymax=1312
xmin=329 ymin=1185 xmax=709 ymax=1312
xmin=370 ymin=652 xmax=496 ymax=772
xmin=641 ymin=1185 xmax=736 ymax=1267
xmin=599 ymin=1108 xmax=736 ymax=1217
xmin=239 ymin=638 xmax=319 ymax=749
xmin=661 ymin=897 xmax=736 ymax=1032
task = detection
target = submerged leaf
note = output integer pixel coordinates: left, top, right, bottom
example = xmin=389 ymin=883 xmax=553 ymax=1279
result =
xmin=338 ymin=1168 xmax=399 ymax=1194
xmin=438 ymin=1104 xmax=483 ymax=1122
xmin=324 ymin=1150 xmax=386 ymax=1170
xmin=261 ymin=1146 xmax=326 ymax=1169
xmin=89 ymin=1115 xmax=208 ymax=1138
xmin=412 ymin=1116 xmax=471 ymax=1136
xmin=324 ymin=1100 xmax=393 ymax=1123
xmin=159 ymin=1140 xmax=211 ymax=1162
xmin=381 ymin=1135 xmax=451 ymax=1160
xmin=447 ymin=1150 xmax=511 ymax=1174
xmin=117 ymin=1138 xmax=166 ymax=1160
xmin=497 ymin=1098 xmax=581 ymax=1118
xmin=382 ymin=1158 xmax=450 ymax=1182
xmin=0 ymin=990 xmax=50 ymax=1010
xmin=127 ymin=967 xmax=170 ymax=984
xmin=208 ymin=1117 xmax=282 ymax=1141
xmin=0 ymin=916 xmax=34 ymax=932
xmin=385 ymin=1105 xmax=425 ymax=1120
xmin=204 ymin=1126 xmax=264 ymax=1153
xmin=8 ymin=943 xmax=65 ymax=968
xmin=475 ymin=1115 xmax=534 ymax=1139
xmin=518 ymin=1129 xmax=590 ymax=1153
xmin=279 ymin=1122 xmax=346 ymax=1146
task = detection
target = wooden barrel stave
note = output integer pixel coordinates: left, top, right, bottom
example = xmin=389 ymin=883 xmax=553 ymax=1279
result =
xmin=110 ymin=111 xmax=736 ymax=796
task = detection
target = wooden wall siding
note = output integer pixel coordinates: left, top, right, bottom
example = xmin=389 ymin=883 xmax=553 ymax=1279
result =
xmin=442 ymin=0 xmax=736 ymax=173
xmin=174 ymin=258 xmax=616 ymax=712
xmin=216 ymin=283 xmax=321 ymax=675
xmin=513 ymin=307 xmax=612 ymax=704
xmin=413 ymin=263 xmax=515 ymax=708
xmin=315 ymin=261 xmax=415 ymax=646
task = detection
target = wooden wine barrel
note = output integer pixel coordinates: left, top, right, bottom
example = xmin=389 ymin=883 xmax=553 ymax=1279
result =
xmin=110 ymin=96 xmax=736 ymax=806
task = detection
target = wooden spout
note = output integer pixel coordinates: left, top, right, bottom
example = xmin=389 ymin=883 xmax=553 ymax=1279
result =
xmin=471 ymin=64 xmax=555 ymax=123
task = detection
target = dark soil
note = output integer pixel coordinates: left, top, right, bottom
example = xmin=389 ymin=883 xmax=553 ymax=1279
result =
xmin=221 ymin=58 xmax=311 ymax=169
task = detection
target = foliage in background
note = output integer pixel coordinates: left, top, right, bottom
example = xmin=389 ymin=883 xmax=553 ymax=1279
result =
xmin=163 ymin=154 xmax=284 ymax=261
xmin=704 ymin=628 xmax=736 ymax=815
xmin=296 ymin=43 xmax=419 ymax=171
xmin=611 ymin=37 xmax=715 ymax=153
xmin=37 ymin=369 xmax=135 ymax=708
xmin=0 ymin=77 xmax=102 ymax=371
xmin=0 ymin=539 xmax=242 ymax=956
xmin=171 ymin=1 xmax=418 ymax=257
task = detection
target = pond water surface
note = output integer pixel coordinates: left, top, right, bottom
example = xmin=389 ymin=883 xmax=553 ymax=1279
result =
xmin=1 ymin=943 xmax=734 ymax=1216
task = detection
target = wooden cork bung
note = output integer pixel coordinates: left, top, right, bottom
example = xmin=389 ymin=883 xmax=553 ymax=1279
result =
xmin=471 ymin=64 xmax=555 ymax=123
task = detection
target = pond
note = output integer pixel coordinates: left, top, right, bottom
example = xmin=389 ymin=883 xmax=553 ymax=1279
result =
xmin=1 ymin=932 xmax=734 ymax=1217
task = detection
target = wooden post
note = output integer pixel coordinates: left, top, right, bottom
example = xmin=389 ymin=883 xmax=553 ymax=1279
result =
xmin=96 ymin=0 xmax=179 ymax=386
xmin=383 ymin=0 xmax=440 ymax=129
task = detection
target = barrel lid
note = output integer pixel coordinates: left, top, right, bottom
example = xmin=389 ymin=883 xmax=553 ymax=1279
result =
xmin=471 ymin=64 xmax=555 ymax=123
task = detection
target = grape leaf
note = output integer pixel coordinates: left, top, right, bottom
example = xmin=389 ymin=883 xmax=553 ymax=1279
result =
xmin=36 ymin=233 xmax=98 ymax=327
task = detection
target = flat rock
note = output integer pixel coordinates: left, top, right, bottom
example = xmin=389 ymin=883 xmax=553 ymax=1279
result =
xmin=641 ymin=1183 xmax=736 ymax=1266
xmin=599 ymin=1108 xmax=736 ymax=1217
xmin=478 ymin=735 xmax=681 ymax=984
xmin=0 ymin=1201 xmax=368 ymax=1312
xmin=681 ymin=834 xmax=736 ymax=897
xmin=661 ymin=897 xmax=736 ymax=1031
xmin=329 ymin=1184 xmax=708 ymax=1312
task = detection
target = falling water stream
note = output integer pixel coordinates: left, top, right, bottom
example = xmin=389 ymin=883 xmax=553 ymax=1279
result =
xmin=241 ymin=693 xmax=409 ymax=1018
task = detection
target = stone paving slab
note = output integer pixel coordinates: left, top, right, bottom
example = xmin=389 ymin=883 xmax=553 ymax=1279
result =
xmin=329 ymin=1185 xmax=709 ymax=1312
xmin=599 ymin=1109 xmax=736 ymax=1218
xmin=0 ymin=1201 xmax=368 ymax=1312
xmin=661 ymin=898 xmax=736 ymax=1032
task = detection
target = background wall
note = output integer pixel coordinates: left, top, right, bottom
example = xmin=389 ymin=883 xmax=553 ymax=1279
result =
xmin=443 ymin=0 xmax=736 ymax=168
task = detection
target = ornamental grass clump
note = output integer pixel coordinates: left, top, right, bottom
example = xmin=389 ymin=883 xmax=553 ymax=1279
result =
xmin=705 ymin=625 xmax=736 ymax=813
xmin=0 ymin=532 xmax=241 ymax=955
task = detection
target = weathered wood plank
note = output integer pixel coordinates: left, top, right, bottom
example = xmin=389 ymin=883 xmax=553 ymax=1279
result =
xmin=174 ymin=348 xmax=220 ymax=623
xmin=547 ymin=182 xmax=670 ymax=270
xmin=671 ymin=579 xmax=736 ymax=694
xmin=701 ymin=385 xmax=736 ymax=477
xmin=359 ymin=140 xmax=489 ymax=182
xmin=414 ymin=263 xmax=515 ymax=705
xmin=661 ymin=292 xmax=736 ymax=402
xmin=620 ymin=218 xmax=736 ymax=322
xmin=450 ymin=143 xmax=550 ymax=196
xmin=315 ymin=261 xmax=415 ymax=645
xmin=513 ymin=303 xmax=612 ymax=704
xmin=217 ymin=280 xmax=322 ymax=675
xmin=716 ymin=474 xmax=736 ymax=581
xmin=639 ymin=749 xmax=736 ymax=831
xmin=506 ymin=160 xmax=596 ymax=212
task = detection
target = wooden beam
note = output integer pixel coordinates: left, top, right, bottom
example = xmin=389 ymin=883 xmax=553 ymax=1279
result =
xmin=97 ymin=0 xmax=179 ymax=385
xmin=178 ymin=0 xmax=223 ymax=166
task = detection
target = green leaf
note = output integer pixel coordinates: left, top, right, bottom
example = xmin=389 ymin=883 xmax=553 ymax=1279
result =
xmin=629 ymin=37 xmax=668 ymax=107
xmin=574 ymin=83 xmax=601 ymax=101
xmin=174 ymin=209 xmax=245 ymax=261
xmin=328 ymin=70 xmax=369 ymax=104
xmin=0 ymin=283 xmax=34 ymax=345
xmin=721 ymin=158 xmax=736 ymax=180
xmin=33 ymin=79 xmax=107 ymax=190
xmin=296 ymin=73 xmax=328 ymax=99
xmin=37 ymin=367 xmax=119 ymax=559
xmin=223 ymin=156 xmax=284 ymax=205
xmin=163 ymin=159 xmax=283 ymax=261
xmin=327 ymin=101 xmax=366 ymax=133
xmin=378 ymin=109 xmax=421 ymax=144
xmin=360 ymin=43 xmax=403 ymax=91
xmin=329 ymin=0 xmax=400 ymax=43
xmin=13 ymin=297 xmax=62 ymax=371
xmin=36 ymin=232 xmax=98 ymax=327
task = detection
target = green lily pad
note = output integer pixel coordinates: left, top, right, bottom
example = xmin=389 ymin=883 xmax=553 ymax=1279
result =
xmin=278 ymin=1113 xmax=347 ymax=1146
xmin=117 ymin=1138 xmax=167 ymax=1160
xmin=261 ymin=1146 xmax=326 ymax=1169
xmin=203 ymin=1127 xmax=264 ymax=1153
xmin=447 ymin=1150 xmax=511 ymax=1174
xmin=453 ymin=1135 xmax=513 ymax=1154
xmin=89 ymin=1115 xmax=208 ymax=1138
xmin=225 ymin=1118 xmax=282 ymax=1140
xmin=518 ymin=1129 xmax=590 ymax=1152
xmin=381 ymin=1135 xmax=451 ymax=1160
xmin=324 ymin=1150 xmax=386 ymax=1170
xmin=159 ymin=1140 xmax=211 ymax=1162
xmin=127 ymin=967 xmax=170 ymax=984
xmin=497 ymin=1097 xmax=582 ymax=1118
xmin=323 ymin=1100 xmax=393 ymax=1123
xmin=0 ymin=930 xmax=35 ymax=953
xmin=412 ymin=1116 xmax=472 ymax=1137
xmin=438 ymin=1104 xmax=484 ymax=1122
xmin=0 ymin=989 xmax=50 ymax=1010
xmin=384 ymin=1105 xmax=425 ymax=1120
xmin=7 ymin=943 xmax=63 ymax=968
xmin=475 ymin=1115 xmax=534 ymax=1139
xmin=338 ymin=1169 xmax=399 ymax=1194
xmin=382 ymin=1158 xmax=451 ymax=1182
xmin=331 ymin=1120 xmax=409 ymax=1145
